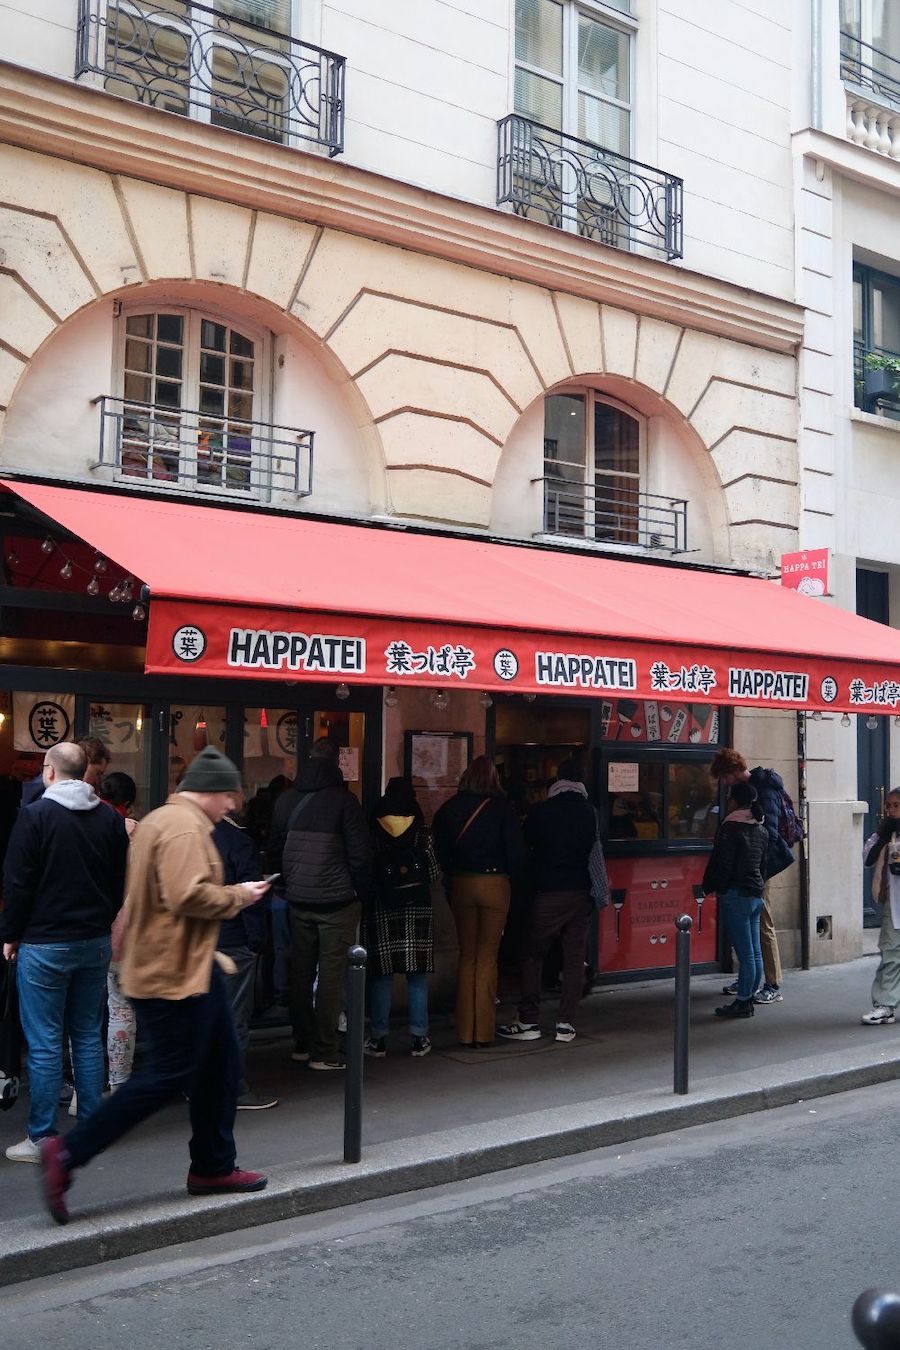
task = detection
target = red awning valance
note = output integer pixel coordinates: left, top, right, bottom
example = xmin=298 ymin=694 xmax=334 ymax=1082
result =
xmin=6 ymin=479 xmax=900 ymax=715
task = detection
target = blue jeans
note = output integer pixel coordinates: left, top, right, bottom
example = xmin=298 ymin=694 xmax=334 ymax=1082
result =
xmin=369 ymin=972 xmax=429 ymax=1038
xmin=720 ymin=891 xmax=764 ymax=1001
xmin=270 ymin=895 xmax=290 ymax=1003
xmin=64 ymin=964 xmax=239 ymax=1177
xmin=17 ymin=937 xmax=111 ymax=1141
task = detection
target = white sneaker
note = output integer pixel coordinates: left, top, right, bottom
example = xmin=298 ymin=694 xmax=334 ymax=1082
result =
xmin=555 ymin=1022 xmax=576 ymax=1043
xmin=862 ymin=1005 xmax=895 ymax=1025
xmin=6 ymin=1137 xmax=41 ymax=1164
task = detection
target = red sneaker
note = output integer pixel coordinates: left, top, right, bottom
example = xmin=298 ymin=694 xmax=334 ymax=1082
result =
xmin=186 ymin=1167 xmax=268 ymax=1196
xmin=40 ymin=1136 xmax=72 ymax=1225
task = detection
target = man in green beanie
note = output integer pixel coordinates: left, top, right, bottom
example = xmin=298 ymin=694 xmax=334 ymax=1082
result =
xmin=39 ymin=746 xmax=271 ymax=1225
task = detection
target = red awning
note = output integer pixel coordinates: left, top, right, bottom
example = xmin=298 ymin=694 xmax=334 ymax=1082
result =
xmin=6 ymin=479 xmax=900 ymax=714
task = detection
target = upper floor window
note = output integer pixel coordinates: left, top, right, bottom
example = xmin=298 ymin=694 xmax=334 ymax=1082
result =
xmin=95 ymin=305 xmax=313 ymax=499
xmin=540 ymin=390 xmax=687 ymax=551
xmin=841 ymin=0 xmax=900 ymax=107
xmin=514 ymin=0 xmax=632 ymax=157
xmin=75 ymin=0 xmax=345 ymax=154
xmin=853 ymin=262 xmax=900 ymax=418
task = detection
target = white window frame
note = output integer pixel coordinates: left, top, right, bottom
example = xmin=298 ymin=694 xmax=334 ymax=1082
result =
xmin=114 ymin=303 xmax=271 ymax=498
xmin=513 ymin=0 xmax=637 ymax=155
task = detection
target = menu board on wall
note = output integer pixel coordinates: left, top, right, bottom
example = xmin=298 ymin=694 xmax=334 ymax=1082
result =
xmin=404 ymin=731 xmax=472 ymax=826
xmin=13 ymin=693 xmax=75 ymax=752
xmin=603 ymin=699 xmax=721 ymax=746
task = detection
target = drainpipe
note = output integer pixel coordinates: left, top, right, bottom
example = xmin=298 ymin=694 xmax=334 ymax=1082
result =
xmin=797 ymin=711 xmax=811 ymax=970
xmin=811 ymin=0 xmax=824 ymax=130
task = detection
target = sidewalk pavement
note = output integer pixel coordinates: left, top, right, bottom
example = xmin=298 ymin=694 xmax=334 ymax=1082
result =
xmin=2 ymin=952 xmax=898 ymax=1287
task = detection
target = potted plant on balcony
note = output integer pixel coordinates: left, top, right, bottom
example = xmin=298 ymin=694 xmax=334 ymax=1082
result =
xmin=863 ymin=352 xmax=900 ymax=409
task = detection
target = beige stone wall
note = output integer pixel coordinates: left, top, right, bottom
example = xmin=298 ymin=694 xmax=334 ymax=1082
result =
xmin=0 ymin=143 xmax=800 ymax=567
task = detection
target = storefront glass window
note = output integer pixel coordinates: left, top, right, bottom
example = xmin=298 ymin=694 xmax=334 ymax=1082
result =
xmin=89 ymin=702 xmax=150 ymax=815
xmin=602 ymin=699 xmax=719 ymax=745
xmin=606 ymin=761 xmax=663 ymax=840
xmin=667 ymin=762 xmax=719 ymax=841
xmin=168 ymin=705 xmax=226 ymax=793
xmin=494 ymin=701 xmax=591 ymax=812
xmin=313 ymin=709 xmax=365 ymax=802
xmin=242 ymin=707 xmax=298 ymax=800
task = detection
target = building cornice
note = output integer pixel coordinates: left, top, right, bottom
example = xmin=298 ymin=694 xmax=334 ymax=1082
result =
xmin=794 ymin=125 xmax=900 ymax=197
xmin=0 ymin=62 xmax=804 ymax=354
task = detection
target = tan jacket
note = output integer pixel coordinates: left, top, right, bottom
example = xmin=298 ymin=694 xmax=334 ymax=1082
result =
xmin=120 ymin=794 xmax=246 ymax=1000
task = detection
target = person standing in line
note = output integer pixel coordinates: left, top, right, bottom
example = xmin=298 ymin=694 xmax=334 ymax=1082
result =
xmin=364 ymin=777 xmax=438 ymax=1059
xmin=77 ymin=737 xmax=112 ymax=792
xmin=703 ymin=780 xmax=769 ymax=1020
xmin=861 ymin=788 xmax=900 ymax=1025
xmin=498 ymin=758 xmax=600 ymax=1045
xmin=213 ymin=795 xmax=278 ymax=1109
xmin=37 ymin=746 xmax=271 ymax=1224
xmin=98 ymin=772 xmax=139 ymax=1093
xmin=710 ymin=748 xmax=795 ymax=1004
xmin=433 ymin=756 xmax=526 ymax=1049
xmin=278 ymin=740 xmax=373 ymax=1071
xmin=1 ymin=743 xmax=128 ymax=1162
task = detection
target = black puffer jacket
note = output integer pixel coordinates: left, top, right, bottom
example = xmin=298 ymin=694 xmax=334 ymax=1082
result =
xmin=432 ymin=791 xmax=526 ymax=877
xmin=702 ymin=817 xmax=769 ymax=898
xmin=524 ymin=790 xmax=597 ymax=893
xmin=281 ymin=757 xmax=373 ymax=911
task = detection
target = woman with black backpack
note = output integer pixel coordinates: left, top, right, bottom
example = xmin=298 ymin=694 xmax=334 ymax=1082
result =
xmin=363 ymin=778 xmax=438 ymax=1059
xmin=703 ymin=780 xmax=769 ymax=1020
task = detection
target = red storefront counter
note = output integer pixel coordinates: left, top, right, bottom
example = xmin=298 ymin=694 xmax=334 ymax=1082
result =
xmin=599 ymin=855 xmax=716 ymax=974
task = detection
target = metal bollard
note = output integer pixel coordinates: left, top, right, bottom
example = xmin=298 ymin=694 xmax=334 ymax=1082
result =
xmin=852 ymin=1289 xmax=900 ymax=1348
xmin=343 ymin=944 xmax=367 ymax=1164
xmin=673 ymin=914 xmax=692 ymax=1096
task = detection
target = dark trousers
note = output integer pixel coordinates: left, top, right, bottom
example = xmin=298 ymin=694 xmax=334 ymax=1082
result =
xmin=64 ymin=965 xmax=239 ymax=1178
xmin=519 ymin=889 xmax=592 ymax=1026
xmin=289 ymin=901 xmax=360 ymax=1061
xmin=221 ymin=946 xmax=257 ymax=1095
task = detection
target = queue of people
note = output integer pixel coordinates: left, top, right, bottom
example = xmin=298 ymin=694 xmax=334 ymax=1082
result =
xmin=0 ymin=725 xmax=834 ymax=1227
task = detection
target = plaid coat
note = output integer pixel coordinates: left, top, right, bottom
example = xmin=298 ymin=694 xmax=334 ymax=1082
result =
xmin=363 ymin=820 xmax=438 ymax=976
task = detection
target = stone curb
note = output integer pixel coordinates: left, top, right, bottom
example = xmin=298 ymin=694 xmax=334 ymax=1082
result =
xmin=4 ymin=1046 xmax=899 ymax=1288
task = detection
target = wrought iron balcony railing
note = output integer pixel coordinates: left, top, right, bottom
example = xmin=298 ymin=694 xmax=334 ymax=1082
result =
xmin=841 ymin=30 xmax=900 ymax=109
xmin=497 ymin=114 xmax=683 ymax=261
xmin=92 ymin=395 xmax=314 ymax=499
xmin=538 ymin=477 xmax=688 ymax=553
xmin=76 ymin=0 xmax=345 ymax=154
xmin=854 ymin=339 xmax=900 ymax=418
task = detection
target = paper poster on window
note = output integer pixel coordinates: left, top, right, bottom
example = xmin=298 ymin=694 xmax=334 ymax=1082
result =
xmin=411 ymin=735 xmax=449 ymax=783
xmin=89 ymin=703 xmax=142 ymax=753
xmin=13 ymin=693 xmax=75 ymax=752
xmin=339 ymin=747 xmax=359 ymax=782
xmin=607 ymin=761 xmax=640 ymax=793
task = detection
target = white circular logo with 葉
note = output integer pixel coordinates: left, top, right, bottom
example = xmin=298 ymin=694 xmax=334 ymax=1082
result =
xmin=820 ymin=676 xmax=838 ymax=704
xmin=493 ymin=649 xmax=519 ymax=681
xmin=172 ymin=625 xmax=207 ymax=663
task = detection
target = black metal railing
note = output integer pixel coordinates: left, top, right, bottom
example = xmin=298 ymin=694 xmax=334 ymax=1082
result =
xmin=92 ymin=395 xmax=314 ymax=498
xmin=497 ymin=114 xmax=683 ymax=261
xmin=538 ymin=477 xmax=688 ymax=552
xmin=76 ymin=0 xmax=345 ymax=154
xmin=853 ymin=339 xmax=900 ymax=416
xmin=841 ymin=30 xmax=900 ymax=109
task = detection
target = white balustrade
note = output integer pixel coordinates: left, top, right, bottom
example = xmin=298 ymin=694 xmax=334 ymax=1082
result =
xmin=846 ymin=95 xmax=900 ymax=158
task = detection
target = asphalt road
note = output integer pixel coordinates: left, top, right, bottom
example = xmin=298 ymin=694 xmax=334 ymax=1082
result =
xmin=5 ymin=1081 xmax=900 ymax=1350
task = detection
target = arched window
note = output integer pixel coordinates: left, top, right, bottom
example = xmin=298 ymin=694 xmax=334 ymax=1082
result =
xmin=115 ymin=307 xmax=263 ymax=493
xmin=542 ymin=390 xmax=643 ymax=545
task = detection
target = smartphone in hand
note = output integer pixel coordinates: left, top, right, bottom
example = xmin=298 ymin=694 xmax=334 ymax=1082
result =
xmin=262 ymin=872 xmax=281 ymax=885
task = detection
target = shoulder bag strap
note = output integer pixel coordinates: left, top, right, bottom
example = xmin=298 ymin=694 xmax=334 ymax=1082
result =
xmin=454 ymin=796 xmax=491 ymax=848
xmin=286 ymin=792 xmax=315 ymax=833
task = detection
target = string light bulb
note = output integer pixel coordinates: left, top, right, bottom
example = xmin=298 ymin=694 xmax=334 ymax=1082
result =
xmin=431 ymin=688 xmax=449 ymax=711
xmin=40 ymin=537 xmax=53 ymax=555
xmin=841 ymin=712 xmax=851 ymax=727
xmin=131 ymin=603 xmax=146 ymax=622
xmin=384 ymin=686 xmax=399 ymax=708
xmin=59 ymin=560 xmax=73 ymax=580
xmin=6 ymin=550 xmax=17 ymax=567
xmin=109 ymin=584 xmax=122 ymax=602
xmin=86 ymin=577 xmax=99 ymax=596
xmin=479 ymin=691 xmax=493 ymax=709
xmin=811 ymin=710 xmax=822 ymax=721
xmin=94 ymin=555 xmax=108 ymax=574
xmin=523 ymin=692 xmax=537 ymax=703
xmin=335 ymin=682 xmax=350 ymax=701
xmin=867 ymin=715 xmax=879 ymax=731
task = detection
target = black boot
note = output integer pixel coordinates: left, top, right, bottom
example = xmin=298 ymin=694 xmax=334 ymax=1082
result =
xmin=714 ymin=998 xmax=754 ymax=1019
